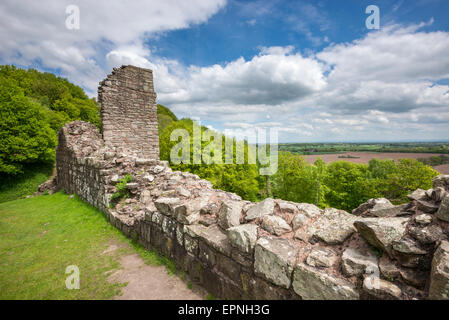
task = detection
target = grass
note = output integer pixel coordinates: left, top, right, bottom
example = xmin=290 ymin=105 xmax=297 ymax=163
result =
xmin=0 ymin=162 xmax=54 ymax=203
xmin=0 ymin=191 xmax=178 ymax=299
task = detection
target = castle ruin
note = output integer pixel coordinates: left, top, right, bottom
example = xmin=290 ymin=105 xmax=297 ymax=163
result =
xmin=54 ymin=65 xmax=449 ymax=300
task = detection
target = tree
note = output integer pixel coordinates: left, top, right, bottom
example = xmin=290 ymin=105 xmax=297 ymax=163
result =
xmin=383 ymin=159 xmax=439 ymax=202
xmin=159 ymin=118 xmax=260 ymax=201
xmin=324 ymin=161 xmax=377 ymax=211
xmin=271 ymin=152 xmax=317 ymax=204
xmin=0 ymin=77 xmax=56 ymax=174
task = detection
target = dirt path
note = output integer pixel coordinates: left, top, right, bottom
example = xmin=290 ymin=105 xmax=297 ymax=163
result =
xmin=104 ymin=242 xmax=205 ymax=300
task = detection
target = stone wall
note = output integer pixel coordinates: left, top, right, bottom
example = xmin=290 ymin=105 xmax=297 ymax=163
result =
xmin=98 ymin=65 xmax=159 ymax=159
xmin=53 ymin=66 xmax=449 ymax=300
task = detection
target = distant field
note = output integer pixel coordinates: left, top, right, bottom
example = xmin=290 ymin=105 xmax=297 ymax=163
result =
xmin=303 ymin=152 xmax=444 ymax=167
xmin=434 ymin=163 xmax=449 ymax=174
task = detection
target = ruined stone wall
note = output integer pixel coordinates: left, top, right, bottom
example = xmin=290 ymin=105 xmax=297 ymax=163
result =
xmin=55 ymin=120 xmax=449 ymax=300
xmin=56 ymin=121 xmax=110 ymax=213
xmin=98 ymin=65 xmax=159 ymax=159
xmin=53 ymin=66 xmax=449 ymax=300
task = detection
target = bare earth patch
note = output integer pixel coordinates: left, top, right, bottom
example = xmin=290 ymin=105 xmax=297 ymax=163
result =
xmin=103 ymin=243 xmax=205 ymax=300
xmin=434 ymin=163 xmax=449 ymax=174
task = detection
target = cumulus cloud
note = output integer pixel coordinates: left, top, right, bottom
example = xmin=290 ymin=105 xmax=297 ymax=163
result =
xmin=0 ymin=0 xmax=226 ymax=94
xmin=1 ymin=1 xmax=449 ymax=142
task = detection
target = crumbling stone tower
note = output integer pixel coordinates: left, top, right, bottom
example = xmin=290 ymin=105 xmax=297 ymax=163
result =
xmin=98 ymin=65 xmax=159 ymax=159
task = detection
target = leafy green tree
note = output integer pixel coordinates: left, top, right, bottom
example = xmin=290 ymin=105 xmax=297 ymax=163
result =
xmin=383 ymin=159 xmax=439 ymax=202
xmin=0 ymin=65 xmax=101 ymax=175
xmin=324 ymin=161 xmax=377 ymax=211
xmin=0 ymin=77 xmax=56 ymax=174
xmin=159 ymin=118 xmax=260 ymax=201
xmin=271 ymin=152 xmax=317 ymax=204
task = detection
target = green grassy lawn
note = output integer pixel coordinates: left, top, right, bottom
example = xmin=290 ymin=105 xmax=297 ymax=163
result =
xmin=0 ymin=192 xmax=176 ymax=300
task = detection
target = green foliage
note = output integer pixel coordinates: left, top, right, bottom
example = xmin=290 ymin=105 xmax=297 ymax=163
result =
xmin=270 ymin=152 xmax=439 ymax=211
xmin=382 ymin=159 xmax=439 ymax=203
xmin=418 ymin=154 xmax=449 ymax=166
xmin=159 ymin=118 xmax=261 ymax=201
xmin=0 ymin=76 xmax=57 ymax=174
xmin=0 ymin=162 xmax=54 ymax=203
xmin=0 ymin=65 xmax=100 ymax=175
xmin=157 ymin=104 xmax=178 ymax=133
xmin=324 ymin=161 xmax=377 ymax=211
xmin=110 ymin=174 xmax=133 ymax=206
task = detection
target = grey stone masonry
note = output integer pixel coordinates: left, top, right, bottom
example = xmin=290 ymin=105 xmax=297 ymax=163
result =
xmin=98 ymin=65 xmax=159 ymax=159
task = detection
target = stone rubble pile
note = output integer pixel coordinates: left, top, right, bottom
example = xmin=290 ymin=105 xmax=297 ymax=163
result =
xmin=50 ymin=120 xmax=449 ymax=300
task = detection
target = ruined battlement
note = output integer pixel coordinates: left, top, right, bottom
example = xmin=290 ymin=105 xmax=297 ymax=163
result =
xmin=53 ymin=66 xmax=449 ymax=300
xmin=98 ymin=65 xmax=159 ymax=159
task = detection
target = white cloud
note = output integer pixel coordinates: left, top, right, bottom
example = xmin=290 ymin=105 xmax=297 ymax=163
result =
xmin=1 ymin=2 xmax=449 ymax=142
xmin=0 ymin=0 xmax=226 ymax=95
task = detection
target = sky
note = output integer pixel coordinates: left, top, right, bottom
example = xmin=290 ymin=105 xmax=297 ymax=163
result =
xmin=1 ymin=0 xmax=449 ymax=143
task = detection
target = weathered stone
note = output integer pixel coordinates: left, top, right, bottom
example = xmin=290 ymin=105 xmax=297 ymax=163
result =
xmin=400 ymin=269 xmax=427 ymax=289
xmin=369 ymin=204 xmax=409 ymax=218
xmin=292 ymin=213 xmax=310 ymax=230
xmin=416 ymin=200 xmax=439 ymax=214
xmin=433 ymin=175 xmax=449 ymax=191
xmin=139 ymin=189 xmax=152 ymax=204
xmin=409 ymin=224 xmax=444 ymax=245
xmin=379 ymin=255 xmax=401 ymax=280
xmin=142 ymin=173 xmax=154 ymax=182
xmin=278 ymin=201 xmax=297 ymax=214
xmin=392 ymin=237 xmax=427 ymax=255
xmin=436 ymin=195 xmax=449 ymax=222
xmin=363 ymin=276 xmax=402 ymax=300
xmin=261 ymin=215 xmax=292 ymax=236
xmin=292 ymin=263 xmax=359 ymax=300
xmin=161 ymin=216 xmax=177 ymax=237
xmin=308 ymin=208 xmax=357 ymax=244
xmin=151 ymin=211 xmax=164 ymax=225
xmin=431 ymin=187 xmax=448 ymax=202
xmin=391 ymin=237 xmax=428 ymax=268
xmin=415 ymin=214 xmax=432 ymax=225
xmin=198 ymin=225 xmax=232 ymax=256
xmin=153 ymin=165 xmax=165 ymax=174
xmin=174 ymin=197 xmax=207 ymax=224
xmin=429 ymin=241 xmax=449 ymax=300
xmin=354 ymin=217 xmax=409 ymax=255
xmin=407 ymin=189 xmax=427 ymax=201
xmin=254 ymin=237 xmax=298 ymax=288
xmin=154 ymin=197 xmax=180 ymax=216
xmin=126 ymin=182 xmax=139 ymax=190
xmin=227 ymin=224 xmax=258 ymax=254
xmin=175 ymin=186 xmax=191 ymax=198
xmin=245 ymin=198 xmax=275 ymax=221
xmin=184 ymin=234 xmax=199 ymax=255
xmin=135 ymin=158 xmax=157 ymax=166
xmin=306 ymin=247 xmax=337 ymax=268
xmin=341 ymin=247 xmax=378 ymax=277
xmin=296 ymin=203 xmax=321 ymax=218
xmin=352 ymin=198 xmax=394 ymax=216
xmin=294 ymin=229 xmax=309 ymax=242
xmin=218 ymin=200 xmax=243 ymax=230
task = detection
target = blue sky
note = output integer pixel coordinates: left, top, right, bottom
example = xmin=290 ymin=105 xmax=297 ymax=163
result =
xmin=150 ymin=0 xmax=449 ymax=66
xmin=1 ymin=0 xmax=449 ymax=142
